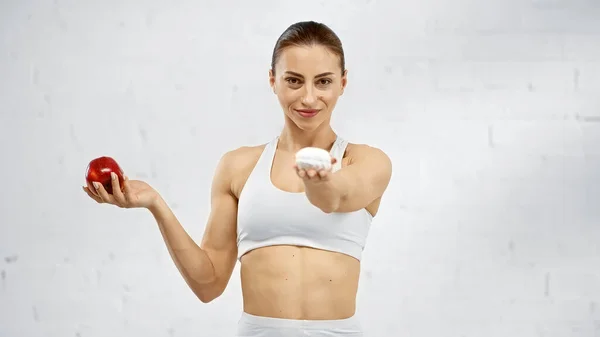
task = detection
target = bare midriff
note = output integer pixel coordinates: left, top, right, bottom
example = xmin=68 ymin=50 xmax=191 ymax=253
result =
xmin=240 ymin=245 xmax=361 ymax=320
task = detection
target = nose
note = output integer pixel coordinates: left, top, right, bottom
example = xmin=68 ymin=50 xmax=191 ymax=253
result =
xmin=301 ymin=85 xmax=317 ymax=105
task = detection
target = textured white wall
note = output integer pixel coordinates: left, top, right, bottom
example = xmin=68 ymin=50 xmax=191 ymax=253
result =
xmin=1 ymin=0 xmax=599 ymax=336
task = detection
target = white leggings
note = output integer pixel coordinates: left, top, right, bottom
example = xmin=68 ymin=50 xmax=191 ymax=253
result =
xmin=236 ymin=312 xmax=364 ymax=337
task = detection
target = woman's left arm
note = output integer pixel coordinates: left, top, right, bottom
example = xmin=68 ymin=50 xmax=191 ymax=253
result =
xmin=299 ymin=145 xmax=392 ymax=213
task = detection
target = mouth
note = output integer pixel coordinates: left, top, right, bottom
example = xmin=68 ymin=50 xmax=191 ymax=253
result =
xmin=295 ymin=109 xmax=320 ymax=118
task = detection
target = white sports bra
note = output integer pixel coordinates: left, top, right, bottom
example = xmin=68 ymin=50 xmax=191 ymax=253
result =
xmin=236 ymin=136 xmax=373 ymax=261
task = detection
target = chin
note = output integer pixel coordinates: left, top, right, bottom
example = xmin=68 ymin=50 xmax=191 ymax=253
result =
xmin=296 ymin=123 xmax=319 ymax=132
xmin=293 ymin=117 xmax=326 ymax=132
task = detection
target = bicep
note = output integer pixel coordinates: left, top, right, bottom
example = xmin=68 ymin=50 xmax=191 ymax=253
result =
xmin=336 ymin=146 xmax=392 ymax=212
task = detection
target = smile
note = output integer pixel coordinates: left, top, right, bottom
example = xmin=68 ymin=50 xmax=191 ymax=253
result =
xmin=295 ymin=109 xmax=320 ymax=118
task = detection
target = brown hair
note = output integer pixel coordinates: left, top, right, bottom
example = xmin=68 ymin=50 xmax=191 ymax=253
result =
xmin=271 ymin=21 xmax=345 ymax=75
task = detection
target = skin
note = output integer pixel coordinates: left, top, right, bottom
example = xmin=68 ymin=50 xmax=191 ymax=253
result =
xmin=83 ymin=44 xmax=392 ymax=321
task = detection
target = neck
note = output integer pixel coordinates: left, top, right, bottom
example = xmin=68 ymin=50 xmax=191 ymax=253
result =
xmin=278 ymin=118 xmax=337 ymax=153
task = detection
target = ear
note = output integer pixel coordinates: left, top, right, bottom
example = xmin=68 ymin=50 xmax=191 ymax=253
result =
xmin=340 ymin=69 xmax=348 ymax=95
xmin=269 ymin=69 xmax=276 ymax=94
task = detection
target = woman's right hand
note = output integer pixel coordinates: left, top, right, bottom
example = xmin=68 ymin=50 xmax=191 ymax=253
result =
xmin=82 ymin=172 xmax=160 ymax=210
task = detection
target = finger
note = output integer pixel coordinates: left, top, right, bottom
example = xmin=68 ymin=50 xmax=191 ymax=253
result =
xmin=318 ymin=170 xmax=329 ymax=179
xmin=88 ymin=184 xmax=100 ymax=197
xmin=124 ymin=176 xmax=132 ymax=190
xmin=82 ymin=186 xmax=103 ymax=203
xmin=121 ymin=175 xmax=131 ymax=193
xmin=297 ymin=169 xmax=306 ymax=178
xmin=93 ymin=181 xmax=114 ymax=204
xmin=331 ymin=158 xmax=337 ymax=164
xmin=307 ymin=169 xmax=317 ymax=178
xmin=110 ymin=172 xmax=126 ymax=206
xmin=122 ymin=176 xmax=137 ymax=204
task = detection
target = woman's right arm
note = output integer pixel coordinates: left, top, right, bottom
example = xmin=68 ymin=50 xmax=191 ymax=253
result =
xmin=148 ymin=151 xmax=239 ymax=303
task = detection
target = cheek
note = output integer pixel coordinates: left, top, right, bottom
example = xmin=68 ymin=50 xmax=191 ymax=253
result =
xmin=320 ymin=90 xmax=339 ymax=103
xmin=277 ymin=89 xmax=300 ymax=104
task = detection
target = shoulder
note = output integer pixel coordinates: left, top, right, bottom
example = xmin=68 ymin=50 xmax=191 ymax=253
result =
xmin=345 ymin=142 xmax=392 ymax=168
xmin=220 ymin=144 xmax=266 ymax=171
xmin=216 ymin=142 xmax=269 ymax=198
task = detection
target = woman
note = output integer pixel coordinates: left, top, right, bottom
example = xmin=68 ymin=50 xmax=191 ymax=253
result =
xmin=83 ymin=21 xmax=392 ymax=337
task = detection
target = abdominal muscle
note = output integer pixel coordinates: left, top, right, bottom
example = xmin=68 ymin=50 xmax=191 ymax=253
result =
xmin=239 ymin=245 xmax=361 ymax=320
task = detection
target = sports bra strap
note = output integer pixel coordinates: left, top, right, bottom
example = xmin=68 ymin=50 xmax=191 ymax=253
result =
xmin=330 ymin=137 xmax=348 ymax=172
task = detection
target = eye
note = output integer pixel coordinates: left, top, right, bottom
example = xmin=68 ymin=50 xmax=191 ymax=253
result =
xmin=318 ymin=78 xmax=332 ymax=85
xmin=285 ymin=77 xmax=301 ymax=85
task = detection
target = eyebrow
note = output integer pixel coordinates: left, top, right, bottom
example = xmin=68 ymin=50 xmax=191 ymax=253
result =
xmin=284 ymin=71 xmax=335 ymax=78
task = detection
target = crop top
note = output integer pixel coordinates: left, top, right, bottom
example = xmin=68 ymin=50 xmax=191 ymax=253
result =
xmin=236 ymin=136 xmax=373 ymax=261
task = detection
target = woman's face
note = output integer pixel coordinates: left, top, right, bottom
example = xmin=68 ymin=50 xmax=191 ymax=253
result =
xmin=270 ymin=45 xmax=347 ymax=132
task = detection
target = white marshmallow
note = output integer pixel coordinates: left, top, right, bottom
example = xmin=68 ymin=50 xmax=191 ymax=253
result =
xmin=295 ymin=147 xmax=332 ymax=171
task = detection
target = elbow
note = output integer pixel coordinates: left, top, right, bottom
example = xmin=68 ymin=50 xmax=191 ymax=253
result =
xmin=319 ymin=205 xmax=336 ymax=214
xmin=198 ymin=294 xmax=216 ymax=303
xmin=317 ymin=202 xmax=340 ymax=214
xmin=195 ymin=284 xmax=225 ymax=304
xmin=197 ymin=291 xmax=218 ymax=303
xmin=309 ymin=199 xmax=335 ymax=213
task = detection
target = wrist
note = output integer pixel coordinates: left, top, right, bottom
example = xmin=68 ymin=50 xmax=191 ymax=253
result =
xmin=147 ymin=193 xmax=166 ymax=214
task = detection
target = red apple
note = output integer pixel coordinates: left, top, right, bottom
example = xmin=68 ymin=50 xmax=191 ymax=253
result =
xmin=85 ymin=156 xmax=125 ymax=195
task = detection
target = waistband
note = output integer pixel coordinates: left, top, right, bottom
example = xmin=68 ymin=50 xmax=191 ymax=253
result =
xmin=238 ymin=312 xmax=362 ymax=331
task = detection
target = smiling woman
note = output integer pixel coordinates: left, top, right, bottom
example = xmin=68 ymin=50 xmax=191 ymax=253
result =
xmin=83 ymin=20 xmax=392 ymax=337
xmin=269 ymin=22 xmax=347 ymax=133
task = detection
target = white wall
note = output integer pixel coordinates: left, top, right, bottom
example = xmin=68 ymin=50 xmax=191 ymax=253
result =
xmin=1 ymin=0 xmax=599 ymax=336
